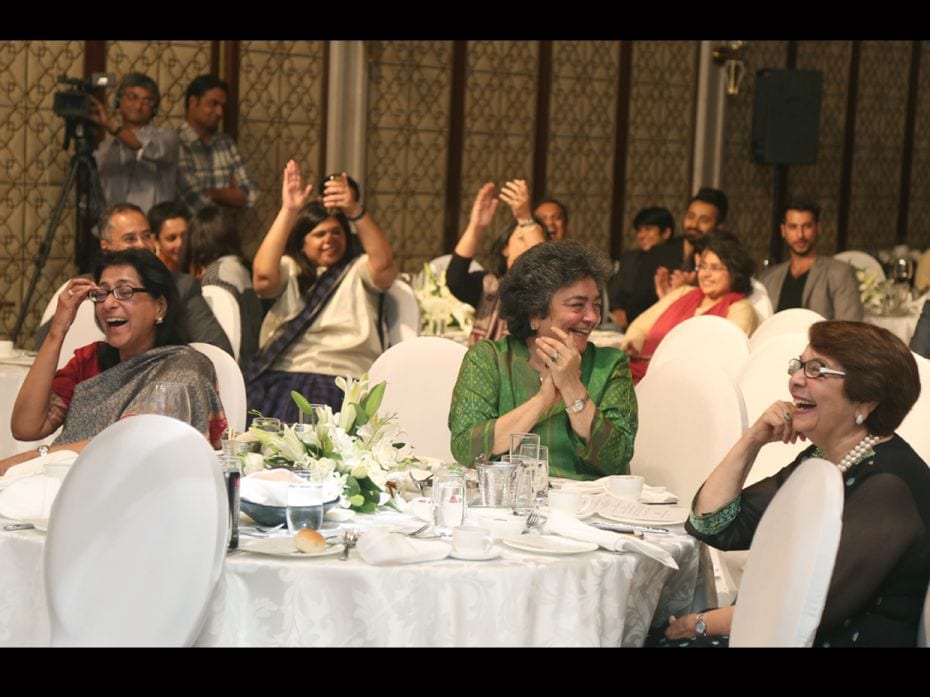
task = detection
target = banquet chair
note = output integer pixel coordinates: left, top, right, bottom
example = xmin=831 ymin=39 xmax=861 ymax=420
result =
xmin=748 ymin=278 xmax=774 ymax=324
xmin=647 ymin=314 xmax=751 ymax=384
xmin=367 ymin=336 xmax=467 ymax=462
xmin=729 ymin=458 xmax=843 ymax=647
xmin=919 ymin=578 xmax=930 ymax=647
xmin=191 ymin=342 xmax=247 ymax=433
xmin=749 ymin=308 xmax=825 ymax=352
xmin=44 ymin=415 xmax=227 ymax=646
xmin=383 ymin=278 xmax=420 ymax=347
xmin=201 ymin=284 xmax=242 ymax=363
xmin=40 ymin=280 xmax=105 ymax=370
xmin=895 ymin=352 xmax=930 ymax=466
xmin=427 ymin=254 xmax=483 ymax=275
xmin=834 ymin=250 xmax=885 ymax=280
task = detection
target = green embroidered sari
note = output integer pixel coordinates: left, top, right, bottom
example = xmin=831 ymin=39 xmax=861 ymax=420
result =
xmin=449 ymin=336 xmax=637 ymax=480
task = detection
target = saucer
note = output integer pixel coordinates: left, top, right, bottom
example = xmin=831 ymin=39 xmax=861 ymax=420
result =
xmin=449 ymin=547 xmax=501 ymax=561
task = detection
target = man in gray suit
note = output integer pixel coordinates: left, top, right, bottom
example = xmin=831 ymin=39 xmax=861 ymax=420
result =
xmin=759 ymin=201 xmax=864 ymax=321
xmin=35 ymin=203 xmax=234 ymax=355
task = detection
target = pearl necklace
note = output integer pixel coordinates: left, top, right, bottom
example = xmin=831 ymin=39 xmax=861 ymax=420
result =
xmin=815 ymin=434 xmax=881 ymax=474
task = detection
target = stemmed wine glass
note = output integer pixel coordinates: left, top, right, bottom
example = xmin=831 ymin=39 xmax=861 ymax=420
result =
xmin=132 ymin=381 xmax=192 ymax=424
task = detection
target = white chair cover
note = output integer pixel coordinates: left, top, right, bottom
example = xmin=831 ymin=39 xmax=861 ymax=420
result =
xmin=749 ymin=308 xmax=825 ymax=352
xmin=748 ymin=278 xmax=774 ymax=324
xmin=367 ymin=336 xmax=467 ymax=462
xmin=730 ymin=457 xmax=843 ymax=647
xmin=835 ymin=250 xmax=885 ymax=280
xmin=384 ymin=279 xmax=420 ymax=347
xmin=191 ymin=342 xmax=247 ymax=433
xmin=647 ymin=314 xmax=750 ymax=385
xmin=44 ymin=415 xmax=227 ymax=646
xmin=918 ymin=578 xmax=930 ymax=647
xmin=41 ymin=280 xmax=106 ymax=371
xmin=428 ymin=253 xmax=484 ymax=275
xmin=737 ymin=332 xmax=811 ymax=486
xmin=201 ymin=284 xmax=242 ymax=362
xmin=896 ymin=352 xmax=930 ymax=467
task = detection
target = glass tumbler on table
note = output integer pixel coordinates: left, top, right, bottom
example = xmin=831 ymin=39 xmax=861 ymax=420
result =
xmin=286 ymin=471 xmax=324 ymax=534
xmin=432 ymin=471 xmax=466 ymax=536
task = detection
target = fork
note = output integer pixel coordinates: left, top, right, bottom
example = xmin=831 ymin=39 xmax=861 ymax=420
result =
xmin=406 ymin=522 xmax=432 ymax=537
xmin=340 ymin=529 xmax=360 ymax=561
xmin=523 ymin=510 xmax=541 ymax=533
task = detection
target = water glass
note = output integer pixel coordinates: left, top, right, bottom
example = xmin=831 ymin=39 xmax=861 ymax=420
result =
xmin=286 ymin=472 xmax=324 ymax=534
xmin=432 ymin=472 xmax=466 ymax=536
xmin=510 ymin=432 xmax=540 ymax=463
xmin=533 ymin=445 xmax=550 ymax=504
xmin=509 ymin=456 xmax=537 ymax=515
xmin=297 ymin=403 xmax=327 ymax=426
xmin=252 ymin=417 xmax=282 ymax=434
xmin=220 ymin=455 xmax=241 ymax=550
xmin=133 ymin=382 xmax=191 ymax=423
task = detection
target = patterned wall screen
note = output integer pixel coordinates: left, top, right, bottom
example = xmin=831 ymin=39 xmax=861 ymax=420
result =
xmin=237 ymin=41 xmax=326 ymax=258
xmin=458 ymin=41 xmax=537 ymax=267
xmin=907 ymin=44 xmax=930 ymax=249
xmin=622 ymin=41 xmax=699 ymax=251
xmin=365 ymin=41 xmax=452 ymax=273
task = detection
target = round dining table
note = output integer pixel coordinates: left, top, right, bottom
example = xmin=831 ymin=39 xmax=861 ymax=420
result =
xmin=0 ymin=508 xmax=699 ymax=647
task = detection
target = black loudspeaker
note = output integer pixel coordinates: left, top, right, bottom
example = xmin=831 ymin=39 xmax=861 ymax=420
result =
xmin=751 ymin=69 xmax=823 ymax=165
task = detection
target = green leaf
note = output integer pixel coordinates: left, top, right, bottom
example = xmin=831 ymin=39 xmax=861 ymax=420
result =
xmin=290 ymin=391 xmax=314 ymax=415
xmin=247 ymin=408 xmax=264 ymax=417
xmin=362 ymin=381 xmax=387 ymax=418
xmin=349 ymin=494 xmax=365 ymax=508
xmin=345 ymin=477 xmax=361 ymax=496
xmin=357 ymin=501 xmax=378 ymax=513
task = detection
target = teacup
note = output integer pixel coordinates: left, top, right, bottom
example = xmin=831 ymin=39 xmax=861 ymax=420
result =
xmin=478 ymin=515 xmax=525 ymax=539
xmin=548 ymin=489 xmax=583 ymax=515
xmin=0 ymin=340 xmax=14 ymax=358
xmin=452 ymin=526 xmax=494 ymax=555
xmin=606 ymin=475 xmax=645 ymax=500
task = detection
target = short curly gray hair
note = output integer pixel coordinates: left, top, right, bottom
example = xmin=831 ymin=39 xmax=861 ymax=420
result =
xmin=499 ymin=240 xmax=611 ymax=340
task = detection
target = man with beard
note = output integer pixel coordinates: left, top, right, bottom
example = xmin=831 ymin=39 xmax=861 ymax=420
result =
xmin=654 ymin=187 xmax=729 ymax=297
xmin=759 ymin=200 xmax=863 ymax=320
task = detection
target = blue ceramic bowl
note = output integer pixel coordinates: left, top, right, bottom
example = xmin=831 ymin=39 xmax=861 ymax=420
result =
xmin=240 ymin=496 xmax=340 ymax=527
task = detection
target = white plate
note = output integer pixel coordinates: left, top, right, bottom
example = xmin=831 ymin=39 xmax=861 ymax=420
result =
xmin=598 ymin=506 xmax=689 ymax=526
xmin=502 ymin=536 xmax=598 ymax=555
xmin=240 ymin=537 xmax=345 ymax=558
xmin=449 ymin=547 xmax=501 ymax=561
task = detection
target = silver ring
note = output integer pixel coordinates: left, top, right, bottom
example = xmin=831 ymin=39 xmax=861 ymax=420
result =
xmin=67 ymin=288 xmax=74 ymax=297
xmin=783 ymin=411 xmax=792 ymax=422
xmin=550 ymin=352 xmax=559 ymax=362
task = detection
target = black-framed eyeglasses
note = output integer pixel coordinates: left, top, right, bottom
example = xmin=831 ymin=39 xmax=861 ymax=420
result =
xmin=787 ymin=357 xmax=846 ymax=379
xmin=88 ymin=286 xmax=151 ymax=303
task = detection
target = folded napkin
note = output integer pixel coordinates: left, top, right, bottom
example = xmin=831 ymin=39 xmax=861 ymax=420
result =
xmin=639 ymin=485 xmax=679 ymax=504
xmin=544 ymin=510 xmax=678 ymax=570
xmin=0 ymin=450 xmax=77 ymax=491
xmin=0 ymin=474 xmax=61 ymax=521
xmin=356 ymin=528 xmax=451 ymax=565
xmin=554 ymin=478 xmax=679 ymax=504
xmin=240 ymin=469 xmax=341 ymax=507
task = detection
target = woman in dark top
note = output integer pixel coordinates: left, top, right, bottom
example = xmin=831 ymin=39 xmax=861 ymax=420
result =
xmin=446 ymin=181 xmax=548 ymax=344
xmin=687 ymin=321 xmax=930 ymax=646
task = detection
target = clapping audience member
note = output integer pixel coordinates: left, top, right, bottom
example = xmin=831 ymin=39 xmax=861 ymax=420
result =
xmin=533 ymin=197 xmax=569 ymax=240
xmin=449 ymin=240 xmax=636 ymax=480
xmin=148 ymin=200 xmax=189 ymax=273
xmin=446 ymin=180 xmax=549 ymax=344
xmin=1 ymin=249 xmax=226 ymax=472
xmin=180 ymin=205 xmax=263 ymax=365
xmin=246 ymin=161 xmax=395 ymax=421
xmin=621 ymin=232 xmax=757 ymax=383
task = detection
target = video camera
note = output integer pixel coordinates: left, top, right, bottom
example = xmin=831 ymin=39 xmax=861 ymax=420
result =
xmin=52 ymin=73 xmax=116 ymax=119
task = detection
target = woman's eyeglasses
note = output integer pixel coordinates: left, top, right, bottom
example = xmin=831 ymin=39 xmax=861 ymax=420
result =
xmin=88 ymin=286 xmax=151 ymax=303
xmin=787 ymin=357 xmax=846 ymax=379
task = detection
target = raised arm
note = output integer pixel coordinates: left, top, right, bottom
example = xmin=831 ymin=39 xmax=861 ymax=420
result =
xmin=11 ymin=278 xmax=97 ymax=440
xmin=322 ymin=173 xmax=395 ymax=291
xmin=252 ymin=160 xmax=313 ymax=298
xmin=454 ymin=182 xmax=498 ymax=260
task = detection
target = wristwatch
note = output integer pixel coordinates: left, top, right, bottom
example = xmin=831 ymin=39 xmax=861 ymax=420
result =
xmin=37 ymin=445 xmax=49 ymax=458
xmin=565 ymin=396 xmax=588 ymax=414
xmin=695 ymin=613 xmax=707 ymax=637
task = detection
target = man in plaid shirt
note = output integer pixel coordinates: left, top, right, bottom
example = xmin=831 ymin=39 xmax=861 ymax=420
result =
xmin=178 ymin=75 xmax=258 ymax=214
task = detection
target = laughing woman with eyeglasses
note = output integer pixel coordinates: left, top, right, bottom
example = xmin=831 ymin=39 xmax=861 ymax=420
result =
xmin=0 ymin=249 xmax=226 ymax=473
xmin=684 ymin=321 xmax=930 ymax=647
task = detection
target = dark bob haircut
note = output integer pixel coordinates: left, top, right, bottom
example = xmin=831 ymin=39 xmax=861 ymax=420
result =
xmin=284 ymin=201 xmax=356 ymax=293
xmin=148 ymin=200 xmax=189 ymax=239
xmin=699 ymin=231 xmax=755 ymax=296
xmin=808 ymin=321 xmax=920 ymax=437
xmin=499 ymin=240 xmax=612 ymax=340
xmin=180 ymin=205 xmax=243 ymax=274
xmin=632 ymin=206 xmax=675 ymax=233
xmin=488 ymin=217 xmax=551 ymax=277
xmin=93 ymin=248 xmax=187 ymax=352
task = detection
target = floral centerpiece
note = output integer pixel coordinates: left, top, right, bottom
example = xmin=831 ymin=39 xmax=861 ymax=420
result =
xmin=243 ymin=375 xmax=420 ymax=512
xmin=855 ymin=266 xmax=892 ymax=313
xmin=413 ymin=263 xmax=474 ymax=335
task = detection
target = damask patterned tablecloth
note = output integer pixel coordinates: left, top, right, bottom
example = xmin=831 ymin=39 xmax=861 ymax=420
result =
xmin=0 ymin=515 xmax=698 ymax=647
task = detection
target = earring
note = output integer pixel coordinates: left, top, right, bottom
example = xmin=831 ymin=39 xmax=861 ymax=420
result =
xmin=855 ymin=413 xmax=864 ymax=425
xmin=531 ymin=322 xmax=538 ymax=331
xmin=155 ymin=316 xmax=164 ymax=325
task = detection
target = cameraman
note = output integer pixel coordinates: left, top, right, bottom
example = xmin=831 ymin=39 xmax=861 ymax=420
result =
xmin=89 ymin=72 xmax=178 ymax=214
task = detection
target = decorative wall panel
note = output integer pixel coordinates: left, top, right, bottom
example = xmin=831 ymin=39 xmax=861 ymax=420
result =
xmin=846 ymin=41 xmax=911 ymax=253
xmin=908 ymin=44 xmax=930 ymax=250
xmin=623 ymin=41 xmax=699 ymax=252
xmin=459 ymin=41 xmax=537 ymax=267
xmin=546 ymin=41 xmax=620 ymax=257
xmin=365 ymin=41 xmax=452 ymax=272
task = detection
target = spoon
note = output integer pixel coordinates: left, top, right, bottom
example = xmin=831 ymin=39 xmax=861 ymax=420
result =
xmin=340 ymin=529 xmax=360 ymax=561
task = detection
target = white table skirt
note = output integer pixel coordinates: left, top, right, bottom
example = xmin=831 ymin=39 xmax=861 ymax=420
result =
xmin=0 ymin=515 xmax=698 ymax=647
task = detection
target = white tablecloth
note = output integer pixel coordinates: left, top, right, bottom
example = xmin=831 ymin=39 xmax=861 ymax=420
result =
xmin=864 ymin=311 xmax=919 ymax=345
xmin=0 ymin=512 xmax=698 ymax=647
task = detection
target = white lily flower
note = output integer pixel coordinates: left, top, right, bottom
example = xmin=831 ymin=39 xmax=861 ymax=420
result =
xmin=241 ymin=452 xmax=266 ymax=476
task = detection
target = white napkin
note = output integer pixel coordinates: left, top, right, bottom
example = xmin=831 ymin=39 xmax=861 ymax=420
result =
xmin=639 ymin=485 xmax=679 ymax=504
xmin=240 ymin=469 xmax=341 ymax=507
xmin=0 ymin=475 xmax=61 ymax=521
xmin=356 ymin=528 xmax=451 ymax=565
xmin=544 ymin=510 xmax=678 ymax=570
xmin=554 ymin=477 xmax=679 ymax=504
xmin=0 ymin=450 xmax=77 ymax=491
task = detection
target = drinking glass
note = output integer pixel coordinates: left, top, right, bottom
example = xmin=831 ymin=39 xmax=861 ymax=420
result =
xmin=507 ymin=455 xmax=537 ymax=516
xmin=286 ymin=471 xmax=324 ymax=534
xmin=220 ymin=455 xmax=241 ymax=550
xmin=133 ymin=381 xmax=191 ymax=423
xmin=510 ymin=432 xmax=540 ymax=463
xmin=533 ymin=445 xmax=549 ymax=504
xmin=432 ymin=471 xmax=466 ymax=536
xmin=297 ymin=403 xmax=326 ymax=426
xmin=252 ymin=417 xmax=282 ymax=434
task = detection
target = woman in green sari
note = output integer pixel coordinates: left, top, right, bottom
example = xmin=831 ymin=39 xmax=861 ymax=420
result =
xmin=449 ymin=241 xmax=637 ymax=480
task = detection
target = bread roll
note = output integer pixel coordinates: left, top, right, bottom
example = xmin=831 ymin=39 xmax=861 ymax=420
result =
xmin=294 ymin=528 xmax=326 ymax=553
